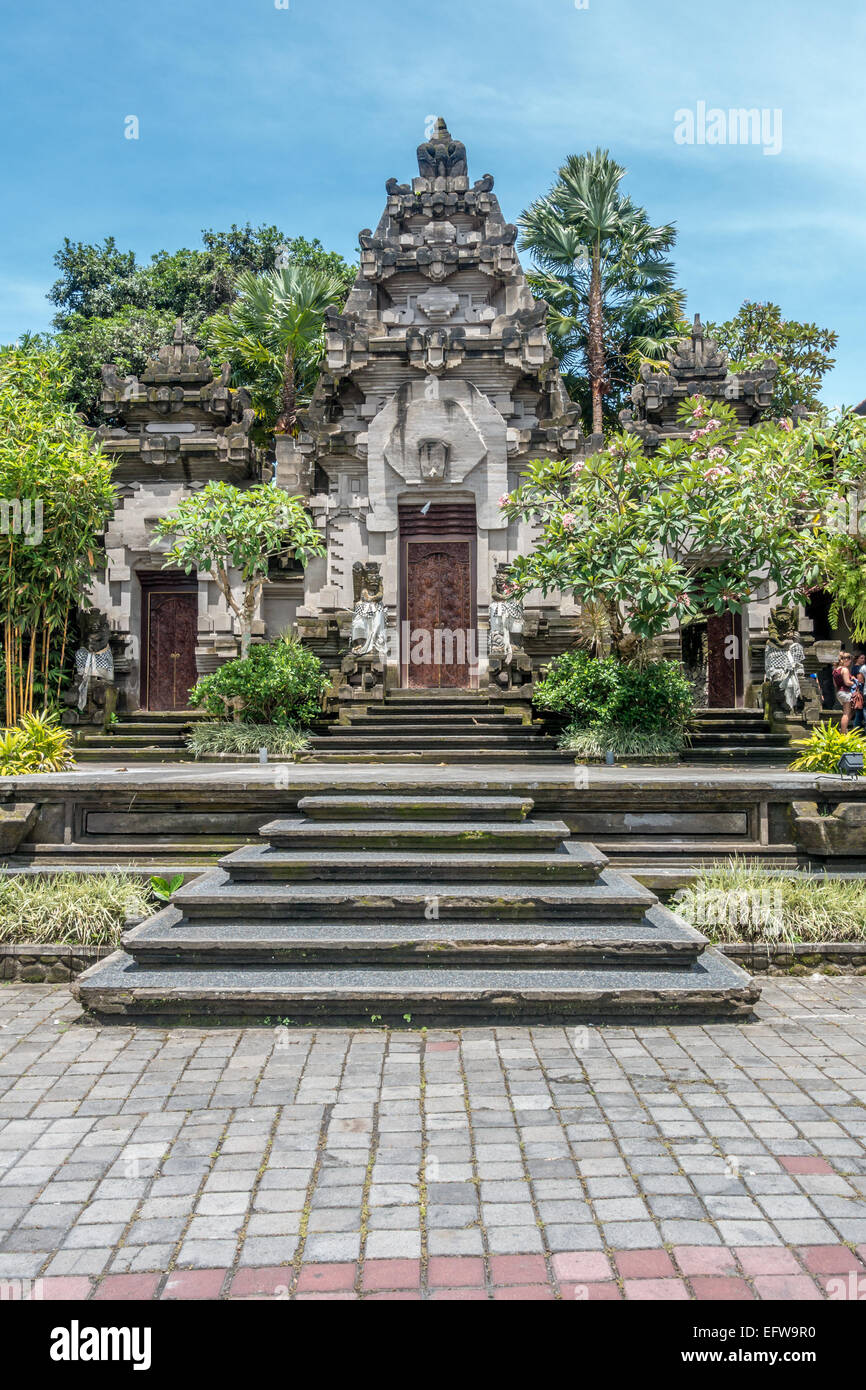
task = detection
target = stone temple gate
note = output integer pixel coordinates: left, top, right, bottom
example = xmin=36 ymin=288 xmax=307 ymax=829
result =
xmin=280 ymin=118 xmax=586 ymax=696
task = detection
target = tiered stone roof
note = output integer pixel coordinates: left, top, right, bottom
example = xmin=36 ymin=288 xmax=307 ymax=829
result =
xmin=96 ymin=321 xmax=256 ymax=482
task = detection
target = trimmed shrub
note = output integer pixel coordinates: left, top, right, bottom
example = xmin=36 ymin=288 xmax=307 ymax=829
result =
xmin=186 ymin=722 xmax=311 ymax=759
xmin=189 ymin=634 xmax=328 ymax=727
xmin=534 ymin=651 xmax=693 ymax=751
xmin=676 ymin=860 xmax=866 ymax=944
xmin=0 ymin=871 xmax=152 ymax=946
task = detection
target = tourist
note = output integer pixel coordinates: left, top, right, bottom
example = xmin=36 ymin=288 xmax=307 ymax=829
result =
xmin=850 ymin=653 xmax=866 ymax=731
xmin=833 ymin=650 xmax=854 ymax=732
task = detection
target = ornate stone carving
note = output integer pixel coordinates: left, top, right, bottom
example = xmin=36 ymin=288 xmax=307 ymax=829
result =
xmin=418 ymin=440 xmax=448 ymax=483
xmin=416 ymin=119 xmax=467 ymax=178
xmin=416 ymin=287 xmax=460 ymax=322
xmin=620 ymin=314 xmax=777 ymax=447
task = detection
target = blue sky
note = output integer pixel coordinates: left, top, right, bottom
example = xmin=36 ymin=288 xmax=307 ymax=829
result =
xmin=1 ymin=0 xmax=863 ymax=405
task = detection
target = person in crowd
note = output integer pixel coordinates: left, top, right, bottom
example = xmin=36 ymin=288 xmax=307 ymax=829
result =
xmin=833 ymin=650 xmax=854 ymax=732
xmin=850 ymin=652 xmax=866 ymax=731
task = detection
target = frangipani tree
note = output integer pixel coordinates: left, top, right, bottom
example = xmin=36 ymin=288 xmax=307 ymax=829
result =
xmin=155 ymin=482 xmax=325 ymax=656
xmin=500 ymin=398 xmax=837 ymax=660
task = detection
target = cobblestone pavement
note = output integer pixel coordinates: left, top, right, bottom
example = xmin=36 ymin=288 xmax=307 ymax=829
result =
xmin=1 ymin=979 xmax=866 ymax=1301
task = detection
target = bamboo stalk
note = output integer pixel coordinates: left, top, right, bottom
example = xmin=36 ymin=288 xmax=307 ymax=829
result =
xmin=41 ymin=626 xmax=50 ymax=710
xmin=24 ymin=621 xmax=37 ymax=717
xmin=4 ymin=621 xmax=10 ymax=727
xmin=56 ymin=608 xmax=69 ymax=702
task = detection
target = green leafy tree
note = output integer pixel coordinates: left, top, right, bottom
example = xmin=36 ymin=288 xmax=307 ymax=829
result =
xmin=519 ymin=148 xmax=684 ymax=436
xmin=501 ymin=398 xmax=836 ymax=661
xmin=48 ymin=306 xmax=181 ymax=426
xmin=813 ymin=410 xmax=866 ymax=640
xmin=47 ymin=227 xmax=354 ymax=421
xmin=202 ymin=264 xmax=349 ymax=434
xmin=154 ymin=482 xmax=325 ymax=656
xmin=706 ymin=301 xmax=838 ymax=417
xmin=0 ymin=345 xmax=116 ymax=721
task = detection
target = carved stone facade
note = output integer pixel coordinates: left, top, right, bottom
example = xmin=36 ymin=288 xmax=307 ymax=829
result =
xmin=287 ymin=120 xmax=585 ymax=693
xmin=88 ymin=323 xmax=260 ymax=711
xmin=620 ymin=314 xmax=777 ymax=449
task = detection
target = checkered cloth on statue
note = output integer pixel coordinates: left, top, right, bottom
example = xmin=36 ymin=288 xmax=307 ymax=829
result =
xmin=74 ymin=643 xmax=114 ymax=710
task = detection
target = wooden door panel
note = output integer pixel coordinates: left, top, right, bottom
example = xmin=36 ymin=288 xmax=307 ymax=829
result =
xmin=405 ymin=540 xmax=473 ymax=688
xmin=146 ymin=591 xmax=198 ymax=710
xmin=706 ymin=611 xmax=743 ymax=708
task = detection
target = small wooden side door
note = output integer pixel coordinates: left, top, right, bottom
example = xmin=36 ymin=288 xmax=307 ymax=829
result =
xmin=143 ymin=588 xmax=198 ymax=710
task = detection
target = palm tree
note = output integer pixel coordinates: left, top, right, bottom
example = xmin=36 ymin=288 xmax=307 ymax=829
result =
xmin=519 ymin=149 xmax=684 ymax=436
xmin=204 ymin=264 xmax=349 ymax=434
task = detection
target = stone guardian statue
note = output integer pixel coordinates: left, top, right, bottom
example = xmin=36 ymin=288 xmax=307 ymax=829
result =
xmin=350 ymin=562 xmax=388 ymax=659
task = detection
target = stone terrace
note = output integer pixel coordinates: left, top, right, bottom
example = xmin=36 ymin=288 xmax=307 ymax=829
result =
xmin=1 ymin=979 xmax=865 ymax=1300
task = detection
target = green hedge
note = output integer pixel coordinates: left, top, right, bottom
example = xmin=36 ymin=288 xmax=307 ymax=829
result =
xmin=534 ymin=651 xmax=693 ymax=737
xmin=189 ymin=635 xmax=328 ymax=727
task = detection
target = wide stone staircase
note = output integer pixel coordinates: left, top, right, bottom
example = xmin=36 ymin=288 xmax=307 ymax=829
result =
xmin=684 ymin=709 xmax=793 ymax=764
xmin=306 ymin=690 xmax=571 ymax=763
xmin=74 ymin=792 xmax=758 ymax=1022
xmin=72 ymin=711 xmax=203 ymax=763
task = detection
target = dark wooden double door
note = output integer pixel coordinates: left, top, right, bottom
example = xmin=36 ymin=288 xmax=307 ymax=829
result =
xmin=140 ymin=573 xmax=198 ymax=711
xmin=400 ymin=504 xmax=477 ymax=689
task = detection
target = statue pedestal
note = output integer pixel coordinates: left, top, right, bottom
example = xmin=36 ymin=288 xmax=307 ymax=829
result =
xmin=335 ymin=651 xmax=386 ymax=716
xmin=762 ymin=674 xmax=822 ymax=734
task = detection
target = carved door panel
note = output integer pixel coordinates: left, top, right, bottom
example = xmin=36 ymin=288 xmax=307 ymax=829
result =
xmin=144 ymin=591 xmax=198 ymax=710
xmin=404 ymin=540 xmax=473 ymax=688
xmin=706 ymin=611 xmax=744 ymax=708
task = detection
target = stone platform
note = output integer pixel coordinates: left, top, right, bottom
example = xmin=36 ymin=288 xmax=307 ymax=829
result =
xmin=2 ymin=764 xmax=864 ymax=886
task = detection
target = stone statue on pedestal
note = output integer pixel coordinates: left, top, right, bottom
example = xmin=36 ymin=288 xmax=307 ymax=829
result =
xmin=416 ymin=119 xmax=467 ymax=179
xmin=63 ymin=609 xmax=117 ymax=726
xmin=488 ymin=564 xmax=532 ymax=692
xmin=489 ymin=565 xmax=524 ymax=666
xmin=350 ymin=562 xmax=388 ymax=659
xmin=763 ymin=605 xmax=821 ymax=724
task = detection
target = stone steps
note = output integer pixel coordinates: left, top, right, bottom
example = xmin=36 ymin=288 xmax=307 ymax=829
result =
xmin=170 ymin=865 xmax=650 ymax=919
xmin=219 ymin=842 xmax=605 ymax=883
xmin=296 ymin=794 xmax=535 ymax=821
xmin=685 ymin=747 xmax=793 ymax=764
xmin=74 ymin=747 xmax=196 ymax=763
xmin=123 ymin=902 xmax=708 ymax=967
xmin=74 ymin=953 xmax=757 ymax=1022
xmin=685 ymin=710 xmax=793 ymax=765
xmin=77 ymin=734 xmax=189 ymax=748
xmin=258 ymin=817 xmax=569 ymax=852
xmin=71 ymin=710 xmax=204 ymax=762
xmin=344 ymin=713 xmax=530 ymax=725
xmin=302 ymin=749 xmax=574 ymax=764
xmin=74 ymin=791 xmax=759 ymax=1021
xmin=333 ymin=719 xmax=538 ymax=733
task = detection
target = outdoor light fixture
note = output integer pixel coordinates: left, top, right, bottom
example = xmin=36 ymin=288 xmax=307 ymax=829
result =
xmin=838 ymin=752 xmax=864 ymax=778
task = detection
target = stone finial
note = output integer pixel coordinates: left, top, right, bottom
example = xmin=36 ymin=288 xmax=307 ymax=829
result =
xmin=417 ymin=118 xmax=467 ymax=178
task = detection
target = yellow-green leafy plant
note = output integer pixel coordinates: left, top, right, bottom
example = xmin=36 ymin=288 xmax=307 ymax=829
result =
xmin=790 ymin=721 xmax=865 ymax=774
xmin=0 ymin=711 xmax=76 ymax=775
